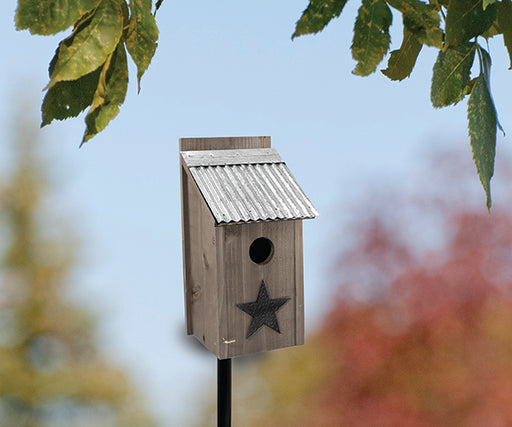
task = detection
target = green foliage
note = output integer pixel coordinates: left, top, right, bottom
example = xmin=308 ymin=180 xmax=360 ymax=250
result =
xmin=42 ymin=68 xmax=101 ymax=126
xmin=444 ymin=0 xmax=496 ymax=47
xmin=13 ymin=0 xmax=512 ymax=207
xmin=468 ymin=46 xmax=501 ymax=210
xmin=15 ymin=0 xmax=100 ymax=35
xmin=84 ymin=42 xmax=129 ymax=144
xmin=382 ymin=28 xmax=422 ymax=80
xmin=293 ymin=0 xmax=511 ymax=209
xmin=125 ymin=0 xmax=159 ymax=90
xmin=15 ymin=0 xmax=159 ymax=144
xmin=468 ymin=73 xmax=496 ymax=210
xmin=386 ymin=0 xmax=442 ymax=48
xmin=46 ymin=0 xmax=124 ymax=90
xmin=497 ymin=0 xmax=512 ymax=68
xmin=292 ymin=0 xmax=349 ymax=38
xmin=351 ymin=0 xmax=393 ymax=76
xmin=431 ymin=43 xmax=475 ymax=107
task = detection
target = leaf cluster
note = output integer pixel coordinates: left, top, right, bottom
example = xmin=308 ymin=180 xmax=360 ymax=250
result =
xmin=15 ymin=0 xmax=160 ymax=145
xmin=293 ymin=0 xmax=512 ymax=209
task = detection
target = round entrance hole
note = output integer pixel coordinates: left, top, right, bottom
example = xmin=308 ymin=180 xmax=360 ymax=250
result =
xmin=249 ymin=237 xmax=274 ymax=265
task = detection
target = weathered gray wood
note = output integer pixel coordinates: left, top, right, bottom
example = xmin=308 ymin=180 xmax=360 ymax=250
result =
xmin=179 ymin=136 xmax=271 ymax=152
xmin=180 ymin=157 xmax=220 ymax=350
xmin=180 ymin=164 xmax=193 ymax=334
xmin=180 ymin=135 xmax=308 ymax=359
xmin=181 ymin=148 xmax=282 ymax=167
xmin=294 ymin=220 xmax=305 ymax=345
xmin=196 ymin=179 xmax=220 ymax=356
xmin=218 ymin=220 xmax=304 ymax=358
xmin=181 ymin=136 xmax=274 ymax=356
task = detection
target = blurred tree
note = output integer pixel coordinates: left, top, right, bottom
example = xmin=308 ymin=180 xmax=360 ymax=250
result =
xmin=221 ymin=151 xmax=512 ymax=427
xmin=0 ymin=110 xmax=157 ymax=426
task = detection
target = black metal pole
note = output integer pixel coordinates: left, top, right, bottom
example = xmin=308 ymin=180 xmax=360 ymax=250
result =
xmin=217 ymin=358 xmax=232 ymax=427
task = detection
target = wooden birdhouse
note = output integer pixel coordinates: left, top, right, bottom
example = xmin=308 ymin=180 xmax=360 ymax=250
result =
xmin=179 ymin=136 xmax=318 ymax=359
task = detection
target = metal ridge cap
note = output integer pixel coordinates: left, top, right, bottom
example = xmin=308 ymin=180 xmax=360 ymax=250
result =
xmin=181 ymin=148 xmax=282 ymax=167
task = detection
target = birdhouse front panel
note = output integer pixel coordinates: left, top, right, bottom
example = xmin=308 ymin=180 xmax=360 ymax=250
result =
xmin=217 ymin=219 xmax=304 ymax=359
xmin=179 ymin=136 xmax=318 ymax=359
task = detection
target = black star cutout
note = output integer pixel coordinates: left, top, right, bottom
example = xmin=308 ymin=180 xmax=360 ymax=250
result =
xmin=236 ymin=280 xmax=290 ymax=339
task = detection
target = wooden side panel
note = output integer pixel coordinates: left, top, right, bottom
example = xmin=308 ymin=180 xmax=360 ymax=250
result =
xmin=179 ymin=136 xmax=271 ymax=152
xmin=180 ymin=158 xmax=220 ymax=354
xmin=218 ymin=220 xmax=304 ymax=359
xmin=180 ymin=164 xmax=193 ymax=334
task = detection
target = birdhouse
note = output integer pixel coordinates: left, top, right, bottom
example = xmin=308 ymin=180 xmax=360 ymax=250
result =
xmin=179 ymin=136 xmax=318 ymax=359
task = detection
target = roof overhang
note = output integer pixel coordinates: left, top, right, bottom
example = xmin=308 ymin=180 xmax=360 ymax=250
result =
xmin=181 ymin=148 xmax=319 ymax=225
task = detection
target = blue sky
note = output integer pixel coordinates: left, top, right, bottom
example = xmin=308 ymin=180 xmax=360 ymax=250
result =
xmin=2 ymin=1 xmax=512 ymax=425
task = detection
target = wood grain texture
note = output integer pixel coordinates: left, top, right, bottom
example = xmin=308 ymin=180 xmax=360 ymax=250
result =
xmin=294 ymin=220 xmax=305 ymax=345
xmin=218 ymin=220 xmax=304 ymax=359
xmin=179 ymin=136 xmax=271 ymax=152
xmin=180 ymin=135 xmax=305 ymax=359
xmin=180 ymin=165 xmax=193 ymax=334
xmin=180 ymin=159 xmax=220 ymax=354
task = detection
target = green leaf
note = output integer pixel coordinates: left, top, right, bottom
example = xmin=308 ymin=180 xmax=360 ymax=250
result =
xmin=483 ymin=0 xmax=497 ymax=9
xmin=351 ymin=0 xmax=393 ymax=76
xmin=468 ymin=73 xmax=497 ymax=210
xmin=82 ymin=43 xmax=128 ymax=144
xmin=47 ymin=0 xmax=124 ymax=89
xmin=482 ymin=22 xmax=500 ymax=39
xmin=386 ymin=0 xmax=442 ymax=48
xmin=431 ymin=0 xmax=449 ymax=7
xmin=15 ymin=0 xmax=100 ymax=35
xmin=126 ymin=0 xmax=159 ymax=90
xmin=42 ymin=67 xmax=101 ymax=126
xmin=382 ymin=28 xmax=422 ymax=80
xmin=445 ymin=0 xmax=497 ymax=47
xmin=431 ymin=42 xmax=475 ymax=107
xmin=292 ymin=0 xmax=350 ymax=38
xmin=497 ymin=0 xmax=512 ymax=68
xmin=476 ymin=44 xmax=503 ymax=133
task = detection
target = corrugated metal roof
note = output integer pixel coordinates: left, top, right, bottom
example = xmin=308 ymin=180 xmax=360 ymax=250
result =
xmin=182 ymin=149 xmax=319 ymax=225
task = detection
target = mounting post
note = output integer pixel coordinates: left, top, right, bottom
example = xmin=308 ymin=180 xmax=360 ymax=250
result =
xmin=217 ymin=358 xmax=232 ymax=427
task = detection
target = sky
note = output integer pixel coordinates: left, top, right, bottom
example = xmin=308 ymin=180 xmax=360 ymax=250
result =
xmin=2 ymin=1 xmax=512 ymax=425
